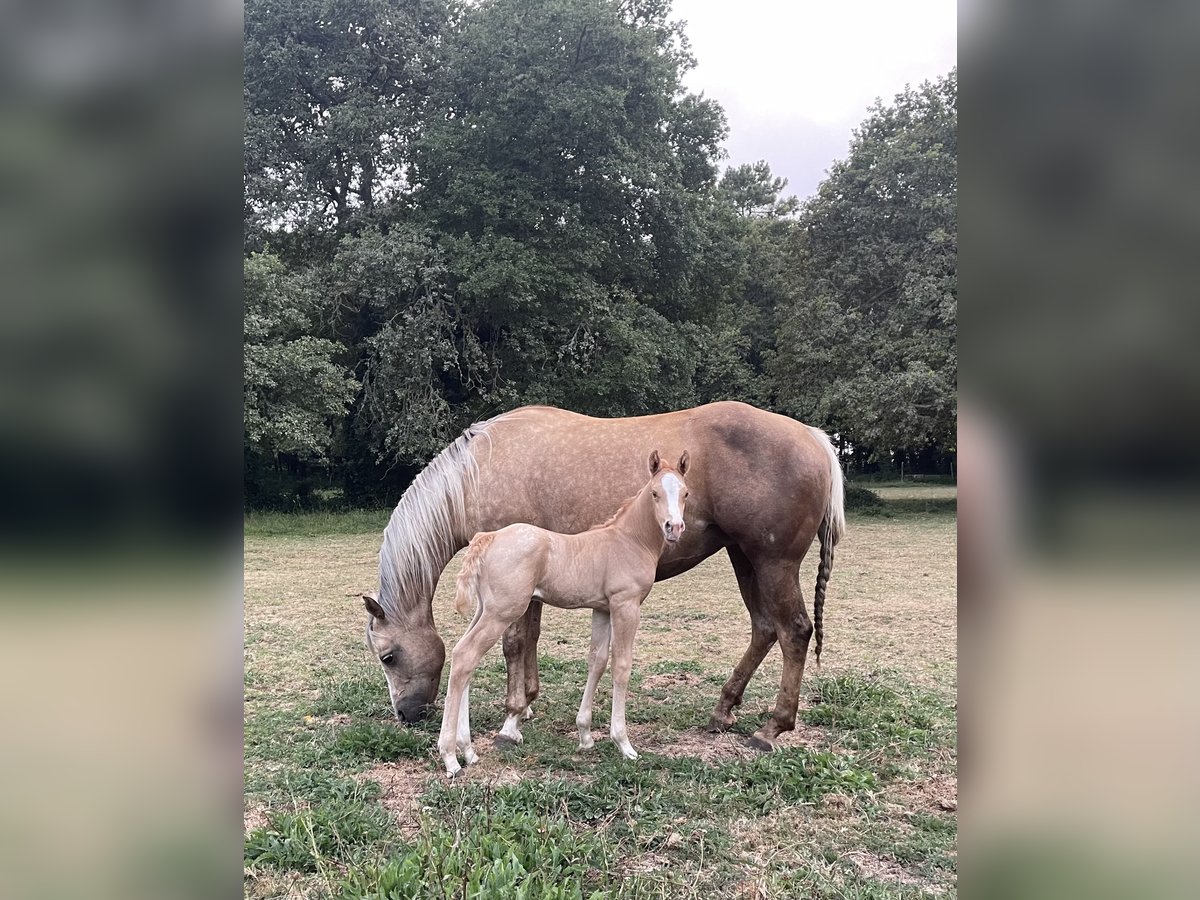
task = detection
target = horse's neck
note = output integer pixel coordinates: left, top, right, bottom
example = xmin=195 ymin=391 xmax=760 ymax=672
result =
xmin=610 ymin=493 xmax=664 ymax=559
xmin=379 ymin=496 xmax=474 ymax=625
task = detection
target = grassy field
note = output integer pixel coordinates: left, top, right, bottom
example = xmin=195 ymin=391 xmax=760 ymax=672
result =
xmin=244 ymin=485 xmax=957 ymax=899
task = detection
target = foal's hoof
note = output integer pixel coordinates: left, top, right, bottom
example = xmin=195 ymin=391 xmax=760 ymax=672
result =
xmin=493 ymin=734 xmax=521 ymax=748
xmin=746 ymin=734 xmax=775 ymax=753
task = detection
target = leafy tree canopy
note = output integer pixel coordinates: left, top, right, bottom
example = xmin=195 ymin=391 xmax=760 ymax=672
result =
xmin=772 ymin=70 xmax=957 ymax=455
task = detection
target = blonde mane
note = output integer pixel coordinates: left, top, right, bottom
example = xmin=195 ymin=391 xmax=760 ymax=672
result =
xmin=377 ymin=417 xmax=499 ymax=618
xmin=587 ymin=492 xmax=639 ymax=531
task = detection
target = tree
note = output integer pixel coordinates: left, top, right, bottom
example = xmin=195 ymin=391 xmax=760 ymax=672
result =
xmin=243 ymin=0 xmax=451 ymax=245
xmin=392 ymin=0 xmax=739 ymax=418
xmin=244 ymin=253 xmax=358 ymax=461
xmin=719 ymin=161 xmax=799 ymax=218
xmin=771 ymin=70 xmax=957 ymax=456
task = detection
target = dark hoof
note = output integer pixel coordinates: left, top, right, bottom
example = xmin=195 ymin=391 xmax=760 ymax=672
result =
xmin=746 ymin=734 xmax=775 ymax=753
xmin=707 ymin=715 xmax=735 ymax=733
xmin=493 ymin=734 xmax=520 ymax=749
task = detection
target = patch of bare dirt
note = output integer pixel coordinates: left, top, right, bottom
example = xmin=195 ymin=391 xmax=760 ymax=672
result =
xmin=630 ymin=723 xmax=831 ymax=764
xmin=243 ymin=803 xmax=270 ymax=834
xmin=642 ymin=671 xmax=701 ymax=691
xmin=846 ymin=850 xmax=940 ymax=891
xmin=360 ymin=760 xmax=434 ymax=834
xmin=887 ymin=773 xmax=958 ymax=814
xmin=618 ymin=851 xmax=673 ymax=875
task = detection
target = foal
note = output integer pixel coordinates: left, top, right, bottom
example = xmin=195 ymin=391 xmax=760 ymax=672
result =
xmin=438 ymin=450 xmax=690 ymax=776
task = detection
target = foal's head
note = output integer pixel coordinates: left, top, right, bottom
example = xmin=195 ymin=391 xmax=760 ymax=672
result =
xmin=645 ymin=449 xmax=690 ymax=544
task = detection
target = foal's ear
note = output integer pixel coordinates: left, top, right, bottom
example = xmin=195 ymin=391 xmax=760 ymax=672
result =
xmin=362 ymin=591 xmax=386 ymax=621
xmin=648 ymin=449 xmax=661 ymax=475
xmin=678 ymin=450 xmax=690 ymax=476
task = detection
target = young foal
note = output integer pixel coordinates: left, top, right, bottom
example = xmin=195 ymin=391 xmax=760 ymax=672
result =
xmin=437 ymin=450 xmax=690 ymax=776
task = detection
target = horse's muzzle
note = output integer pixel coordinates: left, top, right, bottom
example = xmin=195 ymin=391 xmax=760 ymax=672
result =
xmin=394 ymin=701 xmax=431 ymax=723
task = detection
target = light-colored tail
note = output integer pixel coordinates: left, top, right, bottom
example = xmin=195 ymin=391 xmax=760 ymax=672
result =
xmin=454 ymin=532 xmax=497 ymax=617
xmin=807 ymin=426 xmax=846 ymax=673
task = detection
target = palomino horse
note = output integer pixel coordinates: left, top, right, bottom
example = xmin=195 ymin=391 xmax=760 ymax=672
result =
xmin=363 ymin=401 xmax=844 ymax=751
xmin=437 ymin=451 xmax=690 ymax=775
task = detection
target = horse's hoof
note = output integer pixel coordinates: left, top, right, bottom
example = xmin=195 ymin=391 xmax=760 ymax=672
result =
xmin=578 ymin=736 xmax=594 ymax=751
xmin=746 ymin=734 xmax=774 ymax=753
xmin=523 ymin=706 xmax=535 ymax=720
xmin=707 ymin=714 xmax=735 ymax=733
xmin=463 ymin=747 xmax=479 ymax=766
xmin=620 ymin=747 xmax=639 ymax=761
xmin=493 ymin=734 xmax=521 ymax=748
xmin=444 ymin=761 xmax=462 ymax=778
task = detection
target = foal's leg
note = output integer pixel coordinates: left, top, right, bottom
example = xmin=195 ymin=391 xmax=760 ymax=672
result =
xmin=748 ymin=562 xmax=813 ymax=752
xmin=710 ymin=546 xmax=778 ymax=732
xmin=576 ymin=610 xmax=612 ymax=750
xmin=609 ymin=595 xmax=643 ymax=760
xmin=457 ymin=685 xmax=477 ymax=766
xmin=439 ymin=606 xmax=522 ymax=776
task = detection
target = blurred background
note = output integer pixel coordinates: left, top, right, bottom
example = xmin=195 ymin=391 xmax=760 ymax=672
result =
xmin=0 ymin=0 xmax=1196 ymax=897
xmin=0 ymin=0 xmax=241 ymax=898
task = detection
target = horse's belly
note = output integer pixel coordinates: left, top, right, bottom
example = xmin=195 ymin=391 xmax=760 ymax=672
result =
xmin=533 ymin=586 xmax=607 ymax=612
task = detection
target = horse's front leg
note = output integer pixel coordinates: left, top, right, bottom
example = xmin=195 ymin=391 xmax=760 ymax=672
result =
xmin=576 ymin=609 xmax=612 ymax=750
xmin=609 ymin=595 xmax=643 ymax=761
xmin=498 ymin=615 xmax=529 ymax=745
xmin=497 ymin=602 xmax=545 ymax=743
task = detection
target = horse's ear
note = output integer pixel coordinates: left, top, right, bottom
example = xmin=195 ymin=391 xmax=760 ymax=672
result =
xmin=648 ymin=449 xmax=661 ymax=475
xmin=678 ymin=450 xmax=690 ymax=476
xmin=362 ymin=592 xmax=386 ymax=621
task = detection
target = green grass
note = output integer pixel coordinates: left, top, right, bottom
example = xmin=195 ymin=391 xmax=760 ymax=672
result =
xmin=244 ymin=508 xmax=390 ymax=537
xmin=245 ymin=500 xmax=957 ymax=899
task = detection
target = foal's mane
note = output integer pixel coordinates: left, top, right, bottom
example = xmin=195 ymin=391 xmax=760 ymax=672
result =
xmin=377 ymin=416 xmax=502 ymax=619
xmin=587 ymin=465 xmax=677 ymax=532
xmin=587 ymin=493 xmax=638 ymax=532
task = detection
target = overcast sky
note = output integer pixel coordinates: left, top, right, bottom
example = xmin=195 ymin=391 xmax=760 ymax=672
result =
xmin=674 ymin=1 xmax=957 ymax=201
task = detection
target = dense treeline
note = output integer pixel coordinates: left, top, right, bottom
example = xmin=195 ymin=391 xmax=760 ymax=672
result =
xmin=244 ymin=0 xmax=957 ymax=508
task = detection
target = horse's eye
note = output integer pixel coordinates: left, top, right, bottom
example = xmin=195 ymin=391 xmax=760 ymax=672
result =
xmin=381 ymin=654 xmax=395 ymax=666
xmin=651 ymin=491 xmax=659 ymax=499
xmin=684 ymin=492 xmax=689 ymax=499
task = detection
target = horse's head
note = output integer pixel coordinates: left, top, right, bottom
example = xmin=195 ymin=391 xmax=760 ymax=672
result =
xmin=646 ymin=449 xmax=691 ymax=544
xmin=361 ymin=592 xmax=445 ymax=722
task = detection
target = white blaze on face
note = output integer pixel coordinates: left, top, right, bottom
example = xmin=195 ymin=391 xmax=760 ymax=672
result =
xmin=662 ymin=473 xmax=685 ymax=530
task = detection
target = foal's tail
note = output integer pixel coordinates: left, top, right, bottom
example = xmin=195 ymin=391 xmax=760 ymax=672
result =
xmin=454 ymin=532 xmax=496 ymax=617
xmin=808 ymin=426 xmax=846 ymax=674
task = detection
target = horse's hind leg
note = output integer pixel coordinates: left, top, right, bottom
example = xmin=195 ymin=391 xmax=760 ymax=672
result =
xmin=748 ymin=562 xmax=813 ymax=752
xmin=457 ymin=685 xmax=477 ymax=766
xmin=439 ymin=599 xmax=522 ymax=776
xmin=576 ymin=610 xmax=612 ymax=750
xmin=710 ymin=546 xmax=778 ymax=732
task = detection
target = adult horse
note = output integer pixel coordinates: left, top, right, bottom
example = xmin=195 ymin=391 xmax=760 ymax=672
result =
xmin=362 ymin=401 xmax=844 ymax=751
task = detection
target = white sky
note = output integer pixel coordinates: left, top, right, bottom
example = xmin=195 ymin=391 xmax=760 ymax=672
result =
xmin=674 ymin=1 xmax=957 ymax=200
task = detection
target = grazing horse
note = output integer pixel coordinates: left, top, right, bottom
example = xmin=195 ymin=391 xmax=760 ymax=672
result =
xmin=437 ymin=451 xmax=690 ymax=776
xmin=362 ymin=401 xmax=844 ymax=751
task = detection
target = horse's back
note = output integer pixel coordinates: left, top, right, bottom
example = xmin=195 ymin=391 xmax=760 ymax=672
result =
xmin=470 ymin=402 xmax=831 ymax=560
